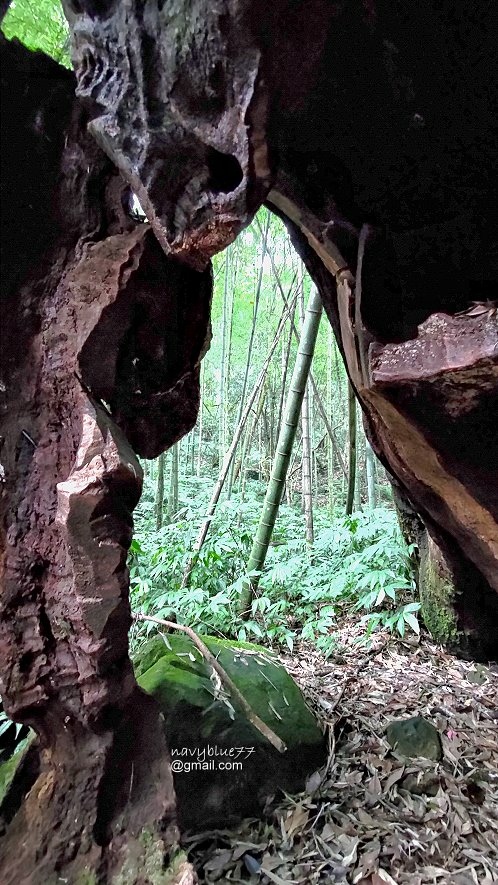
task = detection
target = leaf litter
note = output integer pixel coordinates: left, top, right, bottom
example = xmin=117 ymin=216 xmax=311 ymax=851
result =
xmin=184 ymin=624 xmax=498 ymax=884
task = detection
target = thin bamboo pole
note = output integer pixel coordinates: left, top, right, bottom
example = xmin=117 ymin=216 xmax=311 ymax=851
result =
xmin=181 ymin=294 xmax=297 ymax=589
xmin=239 ymin=287 xmax=323 ymax=615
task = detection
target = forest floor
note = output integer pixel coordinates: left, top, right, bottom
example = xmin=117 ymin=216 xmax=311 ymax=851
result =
xmin=184 ymin=621 xmax=498 ymax=885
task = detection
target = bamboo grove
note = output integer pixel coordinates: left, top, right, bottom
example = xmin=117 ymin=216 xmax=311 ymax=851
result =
xmin=130 ymin=210 xmax=417 ymax=655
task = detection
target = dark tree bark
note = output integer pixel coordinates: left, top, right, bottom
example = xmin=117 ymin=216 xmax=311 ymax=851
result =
xmin=0 ymin=37 xmax=208 ymax=883
xmin=262 ymin=0 xmax=498 ymax=659
xmin=61 ymin=0 xmax=277 ymax=270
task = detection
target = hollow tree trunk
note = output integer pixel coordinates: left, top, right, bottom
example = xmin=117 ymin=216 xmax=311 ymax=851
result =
xmin=57 ymin=0 xmax=497 ymax=662
xmin=259 ymin=0 xmax=498 ymax=658
xmin=273 ymin=194 xmax=498 ymax=660
xmin=3 ymin=8 xmax=498 ymax=880
xmin=0 ymin=38 xmax=209 ymax=882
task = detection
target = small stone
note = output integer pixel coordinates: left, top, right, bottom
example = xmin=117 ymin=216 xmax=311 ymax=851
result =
xmin=401 ymin=771 xmax=441 ymax=796
xmin=466 ymin=666 xmax=487 ymax=685
xmin=386 ymin=716 xmax=442 ymax=761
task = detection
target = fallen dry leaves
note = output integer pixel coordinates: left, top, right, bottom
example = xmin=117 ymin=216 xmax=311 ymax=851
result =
xmin=184 ymin=624 xmax=498 ymax=884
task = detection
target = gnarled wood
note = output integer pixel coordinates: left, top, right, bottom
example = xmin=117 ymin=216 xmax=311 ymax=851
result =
xmin=2 ymin=0 xmax=498 ymax=878
xmin=63 ymin=0 xmax=275 ymax=270
xmin=0 ymin=38 xmax=208 ymax=882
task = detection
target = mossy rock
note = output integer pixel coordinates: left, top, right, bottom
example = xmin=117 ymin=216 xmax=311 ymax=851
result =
xmin=134 ymin=633 xmax=325 ymax=828
xmin=111 ymin=835 xmax=191 ymax=885
xmin=386 ymin=716 xmax=442 ymax=761
xmin=135 ymin=633 xmax=322 ymax=749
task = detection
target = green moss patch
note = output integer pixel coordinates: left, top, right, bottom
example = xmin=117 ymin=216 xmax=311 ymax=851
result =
xmin=135 ymin=633 xmax=322 ymax=749
xmin=419 ymin=555 xmax=460 ymax=646
xmin=134 ymin=633 xmax=325 ymax=828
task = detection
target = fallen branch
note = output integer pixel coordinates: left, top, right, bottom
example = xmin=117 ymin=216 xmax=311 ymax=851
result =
xmin=132 ymin=612 xmax=287 ymax=753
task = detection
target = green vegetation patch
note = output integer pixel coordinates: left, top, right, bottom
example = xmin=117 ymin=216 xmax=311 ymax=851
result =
xmin=419 ymin=553 xmax=459 ymax=646
xmin=2 ymin=0 xmax=71 ymax=67
xmin=0 ymin=733 xmax=34 ymax=807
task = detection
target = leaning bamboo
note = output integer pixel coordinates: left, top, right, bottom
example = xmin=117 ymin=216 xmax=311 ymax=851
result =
xmin=239 ymin=287 xmax=323 ymax=615
xmin=181 ymin=294 xmax=297 ymax=589
xmin=227 ymin=211 xmax=271 ymax=497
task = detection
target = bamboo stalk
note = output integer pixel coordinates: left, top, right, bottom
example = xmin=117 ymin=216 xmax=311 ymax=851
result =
xmin=346 ymin=380 xmax=357 ymax=515
xmin=181 ymin=293 xmax=298 ymax=589
xmin=239 ymin=287 xmax=323 ymax=615
xmin=227 ymin=215 xmax=271 ymax=496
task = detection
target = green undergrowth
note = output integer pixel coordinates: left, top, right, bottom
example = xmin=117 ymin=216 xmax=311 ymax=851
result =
xmin=130 ymin=481 xmax=419 ymax=657
xmin=1 ymin=0 xmax=71 ymax=67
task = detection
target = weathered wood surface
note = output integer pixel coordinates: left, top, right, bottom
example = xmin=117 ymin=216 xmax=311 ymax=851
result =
xmin=1 ymin=0 xmax=498 ymax=878
xmin=0 ymin=36 xmax=210 ymax=883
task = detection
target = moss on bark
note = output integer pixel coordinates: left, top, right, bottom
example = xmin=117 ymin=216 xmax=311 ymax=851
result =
xmin=419 ymin=535 xmax=460 ymax=646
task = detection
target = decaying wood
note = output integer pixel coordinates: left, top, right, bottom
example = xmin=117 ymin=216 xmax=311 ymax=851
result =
xmin=270 ymin=175 xmax=498 ymax=658
xmin=62 ymin=0 xmax=276 ymax=270
xmin=2 ymin=0 xmax=498 ymax=878
xmin=0 ymin=38 xmax=208 ymax=883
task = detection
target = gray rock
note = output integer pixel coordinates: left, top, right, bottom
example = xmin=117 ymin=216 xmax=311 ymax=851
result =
xmin=386 ymin=716 xmax=442 ymax=761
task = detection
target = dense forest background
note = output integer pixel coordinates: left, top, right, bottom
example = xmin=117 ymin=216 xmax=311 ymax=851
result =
xmin=127 ymin=210 xmax=420 ymax=656
xmin=0 ymin=0 xmax=422 ymax=659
